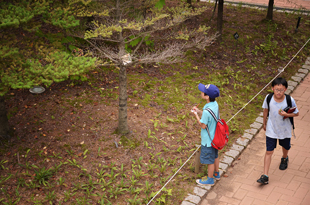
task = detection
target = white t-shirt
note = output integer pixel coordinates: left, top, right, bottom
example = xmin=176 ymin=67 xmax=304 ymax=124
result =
xmin=262 ymin=94 xmax=298 ymax=139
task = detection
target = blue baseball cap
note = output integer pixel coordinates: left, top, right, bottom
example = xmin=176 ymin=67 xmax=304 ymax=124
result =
xmin=198 ymin=83 xmax=220 ymax=98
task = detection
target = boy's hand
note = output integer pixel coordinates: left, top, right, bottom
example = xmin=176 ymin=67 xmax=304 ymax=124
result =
xmin=278 ymin=109 xmax=287 ymax=117
xmin=191 ymin=106 xmax=201 ymax=114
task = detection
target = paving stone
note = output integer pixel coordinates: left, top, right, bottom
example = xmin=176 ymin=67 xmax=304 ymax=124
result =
xmin=184 ymin=194 xmax=201 ymax=204
xmin=291 ymin=76 xmax=302 ymax=82
xmin=244 ymin=128 xmax=258 ymax=135
xmin=181 ymin=201 xmax=195 ymax=205
xmin=295 ymin=73 xmax=306 ymax=78
xmin=250 ymin=122 xmax=262 ymax=129
xmin=259 ymin=112 xmax=263 ymax=116
xmin=242 ymin=132 xmax=254 ymax=140
xmin=285 ymin=89 xmax=292 ymax=95
xmin=231 ymin=143 xmax=245 ymax=152
xmin=219 ymin=162 xmax=228 ymax=171
xmin=193 ymin=187 xmax=208 ymax=197
xmin=302 ymin=64 xmax=310 ymax=70
xmin=298 ymin=68 xmax=309 ymax=74
xmin=255 ymin=116 xmax=264 ymax=124
xmin=287 ymin=85 xmax=294 ymax=91
xmin=288 ymin=80 xmax=298 ymax=87
xmin=197 ymin=184 xmax=212 ymax=191
xmin=221 ymin=155 xmax=234 ymax=166
xmin=236 ymin=137 xmax=249 ymax=146
xmin=219 ymin=169 xmax=225 ymax=176
xmin=225 ymin=149 xmax=240 ymax=158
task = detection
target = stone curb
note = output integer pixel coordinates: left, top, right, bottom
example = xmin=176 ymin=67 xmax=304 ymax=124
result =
xmin=180 ymin=58 xmax=310 ymax=205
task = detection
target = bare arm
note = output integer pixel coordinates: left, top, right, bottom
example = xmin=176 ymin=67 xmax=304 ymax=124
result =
xmin=263 ymin=108 xmax=268 ymax=131
xmin=191 ymin=111 xmax=206 ymax=129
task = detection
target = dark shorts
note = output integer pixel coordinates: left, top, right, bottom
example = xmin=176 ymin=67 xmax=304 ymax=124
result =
xmin=200 ymin=145 xmax=218 ymax=164
xmin=266 ymin=136 xmax=291 ymax=151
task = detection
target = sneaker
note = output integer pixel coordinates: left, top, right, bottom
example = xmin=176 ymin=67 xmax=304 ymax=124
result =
xmin=196 ymin=176 xmax=215 ymax=186
xmin=279 ymin=157 xmax=289 ymax=170
xmin=257 ymin=175 xmax=269 ymax=185
xmin=213 ymin=171 xmax=220 ymax=180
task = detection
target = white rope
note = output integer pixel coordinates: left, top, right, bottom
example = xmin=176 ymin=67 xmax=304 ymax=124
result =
xmin=146 ymin=37 xmax=310 ymax=204
xmin=146 ymin=145 xmax=201 ymax=205
xmin=227 ymin=37 xmax=310 ymax=123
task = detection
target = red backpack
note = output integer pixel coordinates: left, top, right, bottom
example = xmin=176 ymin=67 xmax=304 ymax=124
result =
xmin=204 ymin=108 xmax=229 ymax=150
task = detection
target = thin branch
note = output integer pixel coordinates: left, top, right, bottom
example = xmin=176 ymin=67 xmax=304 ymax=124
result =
xmin=85 ymin=39 xmax=118 ymax=63
xmin=132 ymin=36 xmax=146 ymax=55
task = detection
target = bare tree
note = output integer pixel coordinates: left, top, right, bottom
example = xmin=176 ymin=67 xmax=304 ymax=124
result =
xmin=217 ymin=0 xmax=224 ymax=37
xmin=83 ymin=0 xmax=218 ymax=134
xmin=266 ymin=0 xmax=274 ymax=20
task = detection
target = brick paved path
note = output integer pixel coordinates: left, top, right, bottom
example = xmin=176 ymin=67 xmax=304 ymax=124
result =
xmin=227 ymin=0 xmax=310 ymax=10
xmin=200 ymin=70 xmax=310 ymax=205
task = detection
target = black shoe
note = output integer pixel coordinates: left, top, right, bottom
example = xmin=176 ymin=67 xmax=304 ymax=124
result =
xmin=279 ymin=157 xmax=289 ymax=170
xmin=257 ymin=175 xmax=269 ymax=184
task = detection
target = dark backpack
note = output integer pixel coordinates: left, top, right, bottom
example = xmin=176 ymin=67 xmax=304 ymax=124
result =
xmin=266 ymin=93 xmax=295 ymax=129
xmin=204 ymin=108 xmax=229 ymax=150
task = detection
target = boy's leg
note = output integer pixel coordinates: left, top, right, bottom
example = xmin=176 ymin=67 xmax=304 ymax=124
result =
xmin=282 ymin=147 xmax=289 ymax=158
xmin=197 ymin=145 xmax=216 ymax=185
xmin=208 ymin=163 xmax=214 ymax=178
xmin=264 ymin=136 xmax=277 ymax=175
xmin=213 ymin=157 xmax=220 ymax=180
xmin=264 ymin=150 xmax=274 ymax=176
xmin=257 ymin=136 xmax=276 ymax=184
xmin=279 ymin=138 xmax=291 ymax=170
xmin=214 ymin=157 xmax=219 ymax=172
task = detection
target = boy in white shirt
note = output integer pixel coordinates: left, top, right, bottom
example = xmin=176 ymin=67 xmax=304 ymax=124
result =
xmin=257 ymin=77 xmax=299 ymax=184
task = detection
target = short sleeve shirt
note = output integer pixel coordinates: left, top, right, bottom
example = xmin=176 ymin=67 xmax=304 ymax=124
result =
xmin=200 ymin=101 xmax=219 ymax=147
xmin=262 ymin=94 xmax=298 ymax=139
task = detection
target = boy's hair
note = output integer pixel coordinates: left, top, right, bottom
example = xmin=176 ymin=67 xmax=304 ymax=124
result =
xmin=204 ymin=93 xmax=216 ymax=102
xmin=272 ymin=77 xmax=288 ymax=88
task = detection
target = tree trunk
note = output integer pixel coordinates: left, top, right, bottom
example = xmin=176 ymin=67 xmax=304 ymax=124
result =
xmin=116 ymin=0 xmax=129 ymax=134
xmin=266 ymin=0 xmax=274 ymax=20
xmin=217 ymin=0 xmax=224 ymax=38
xmin=118 ymin=64 xmax=129 ymax=134
xmin=0 ymin=96 xmax=10 ymax=139
xmin=187 ymin=0 xmax=192 ymax=7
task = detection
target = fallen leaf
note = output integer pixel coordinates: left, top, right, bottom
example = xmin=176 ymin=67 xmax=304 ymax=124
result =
xmin=80 ymin=141 xmax=84 ymax=145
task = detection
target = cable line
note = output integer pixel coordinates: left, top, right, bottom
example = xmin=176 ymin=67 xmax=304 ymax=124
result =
xmin=147 ymin=37 xmax=310 ymax=205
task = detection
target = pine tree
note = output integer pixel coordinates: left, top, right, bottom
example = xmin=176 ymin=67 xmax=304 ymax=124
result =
xmin=84 ymin=0 xmax=218 ymax=134
xmin=0 ymin=0 xmax=98 ymax=138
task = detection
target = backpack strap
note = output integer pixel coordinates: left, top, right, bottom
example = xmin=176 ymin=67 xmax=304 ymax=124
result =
xmin=266 ymin=93 xmax=273 ymax=117
xmin=204 ymin=108 xmax=219 ymax=122
xmin=204 ymin=108 xmax=220 ymax=142
xmin=285 ymin=94 xmax=295 ymax=130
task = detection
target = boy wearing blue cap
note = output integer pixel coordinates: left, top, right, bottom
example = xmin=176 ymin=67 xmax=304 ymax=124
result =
xmin=192 ymin=83 xmax=220 ymax=186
